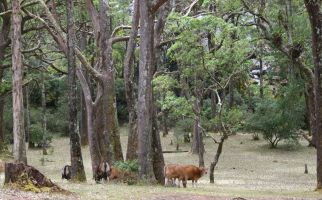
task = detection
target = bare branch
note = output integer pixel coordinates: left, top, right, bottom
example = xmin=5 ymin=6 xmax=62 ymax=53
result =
xmin=22 ymin=40 xmax=41 ymax=53
xmin=111 ymin=25 xmax=132 ymax=37
xmin=183 ymin=0 xmax=199 ymax=16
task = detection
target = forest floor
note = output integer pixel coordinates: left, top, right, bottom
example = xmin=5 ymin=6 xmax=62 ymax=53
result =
xmin=0 ymin=127 xmax=321 ymax=200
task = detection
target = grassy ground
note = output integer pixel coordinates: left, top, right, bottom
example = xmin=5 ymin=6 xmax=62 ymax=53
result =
xmin=0 ymin=127 xmax=321 ymax=200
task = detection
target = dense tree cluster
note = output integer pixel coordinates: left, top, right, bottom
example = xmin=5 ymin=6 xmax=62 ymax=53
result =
xmin=0 ymin=0 xmax=322 ymax=190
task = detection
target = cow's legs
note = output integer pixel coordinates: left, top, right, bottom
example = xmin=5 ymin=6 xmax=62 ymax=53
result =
xmin=164 ymin=177 xmax=168 ymax=186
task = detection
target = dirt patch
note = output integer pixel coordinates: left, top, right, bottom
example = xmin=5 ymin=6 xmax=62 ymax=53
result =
xmin=0 ymin=188 xmax=79 ymax=200
xmin=147 ymin=194 xmax=319 ymax=200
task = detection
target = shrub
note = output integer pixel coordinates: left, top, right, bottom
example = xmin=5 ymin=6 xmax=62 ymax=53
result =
xmin=245 ymin=85 xmax=305 ymax=148
xmin=113 ymin=160 xmax=139 ymax=172
xmin=29 ymin=123 xmax=52 ymax=148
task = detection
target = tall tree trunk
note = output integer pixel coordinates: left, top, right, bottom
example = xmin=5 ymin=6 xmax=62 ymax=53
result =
xmin=0 ymin=68 xmax=5 ymax=149
xmin=304 ymin=0 xmax=322 ymax=190
xmin=99 ymin=0 xmax=123 ymax=162
xmin=138 ymin=0 xmax=155 ymax=180
xmin=41 ymin=70 xmax=47 ymax=155
xmin=94 ymin=97 xmax=111 ymax=163
xmin=105 ymin=83 xmax=123 ymax=161
xmin=77 ymin=70 xmax=102 ymax=177
xmin=152 ymin=105 xmax=165 ymax=184
xmin=12 ymin=0 xmax=27 ymax=164
xmin=80 ymin=90 xmax=88 ymax=146
xmin=209 ymin=135 xmax=227 ymax=183
xmin=67 ymin=0 xmax=86 ymax=182
xmin=0 ymin=97 xmax=4 ymax=150
xmin=124 ymin=0 xmax=139 ymax=161
xmin=25 ymin=84 xmax=30 ymax=144
xmin=79 ymin=27 xmax=88 ymax=146
xmin=151 ymin=1 xmax=170 ymax=184
xmin=161 ymin=111 xmax=169 ymax=137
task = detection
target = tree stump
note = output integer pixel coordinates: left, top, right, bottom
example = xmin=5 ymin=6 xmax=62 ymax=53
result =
xmin=4 ymin=163 xmax=67 ymax=193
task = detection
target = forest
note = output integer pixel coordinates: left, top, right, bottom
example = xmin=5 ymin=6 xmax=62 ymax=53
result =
xmin=0 ymin=0 xmax=322 ymax=199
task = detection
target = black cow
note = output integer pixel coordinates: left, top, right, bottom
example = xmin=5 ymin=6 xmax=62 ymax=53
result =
xmin=62 ymin=165 xmax=71 ymax=180
xmin=94 ymin=162 xmax=111 ymax=183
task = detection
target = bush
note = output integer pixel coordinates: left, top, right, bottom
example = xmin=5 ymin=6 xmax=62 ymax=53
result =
xmin=213 ymin=107 xmax=246 ymax=133
xmin=29 ymin=123 xmax=52 ymax=148
xmin=245 ymin=83 xmax=305 ymax=148
xmin=113 ymin=160 xmax=139 ymax=173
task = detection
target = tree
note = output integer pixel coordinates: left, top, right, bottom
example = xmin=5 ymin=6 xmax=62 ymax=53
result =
xmin=137 ymin=0 xmax=169 ymax=181
xmin=0 ymin=0 xmax=11 ymax=151
xmin=124 ymin=0 xmax=139 ymax=161
xmin=304 ymin=0 xmax=322 ymax=191
xmin=12 ymin=0 xmax=27 ymax=164
xmin=67 ymin=0 xmax=86 ymax=182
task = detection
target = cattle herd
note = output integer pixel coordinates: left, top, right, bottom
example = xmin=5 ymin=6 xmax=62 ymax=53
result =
xmin=62 ymin=163 xmax=207 ymax=188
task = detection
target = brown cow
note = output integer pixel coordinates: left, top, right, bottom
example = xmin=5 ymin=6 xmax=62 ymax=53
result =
xmin=109 ymin=167 xmax=124 ymax=180
xmin=164 ymin=164 xmax=181 ymax=187
xmin=178 ymin=165 xmax=207 ymax=188
xmin=164 ymin=164 xmax=207 ymax=188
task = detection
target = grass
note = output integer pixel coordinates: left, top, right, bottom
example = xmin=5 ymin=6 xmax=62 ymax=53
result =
xmin=0 ymin=127 xmax=321 ymax=199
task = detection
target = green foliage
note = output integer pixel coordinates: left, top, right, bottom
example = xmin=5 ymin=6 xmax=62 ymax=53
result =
xmin=29 ymin=123 xmax=52 ymax=148
xmin=245 ymin=82 xmax=305 ymax=148
xmin=113 ymin=160 xmax=139 ymax=173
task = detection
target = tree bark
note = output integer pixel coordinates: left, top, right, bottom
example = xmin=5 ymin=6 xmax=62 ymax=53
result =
xmin=79 ymin=26 xmax=88 ymax=146
xmin=77 ymin=70 xmax=102 ymax=177
xmin=0 ymin=97 xmax=4 ymax=150
xmin=99 ymin=0 xmax=123 ymax=162
xmin=67 ymin=0 xmax=86 ymax=182
xmin=304 ymin=0 xmax=322 ymax=190
xmin=12 ymin=0 xmax=27 ymax=164
xmin=41 ymin=70 xmax=47 ymax=155
xmin=124 ymin=0 xmax=139 ymax=161
xmin=209 ymin=135 xmax=227 ymax=183
xmin=138 ymin=0 xmax=155 ymax=180
xmin=25 ymin=84 xmax=30 ymax=144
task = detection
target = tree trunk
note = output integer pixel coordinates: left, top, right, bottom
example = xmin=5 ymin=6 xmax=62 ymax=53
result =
xmin=25 ymin=84 xmax=30 ymax=144
xmin=0 ymin=97 xmax=4 ymax=150
xmin=124 ymin=0 xmax=139 ymax=161
xmin=228 ymin=81 xmax=234 ymax=108
xmin=304 ymin=0 xmax=322 ymax=190
xmin=0 ymin=65 xmax=5 ymax=148
xmin=41 ymin=70 xmax=47 ymax=155
xmin=67 ymin=0 xmax=86 ymax=182
xmin=77 ymin=70 xmax=102 ymax=177
xmin=99 ymin=0 xmax=123 ymax=162
xmin=152 ymin=104 xmax=165 ymax=184
xmin=80 ymin=90 xmax=88 ymax=146
xmin=210 ymin=91 xmax=217 ymax=118
xmin=209 ymin=135 xmax=227 ymax=183
xmin=191 ymin=96 xmax=204 ymax=155
xmin=12 ymin=0 xmax=27 ymax=164
xmin=94 ymin=96 xmax=111 ymax=163
xmin=79 ymin=26 xmax=88 ymax=146
xmin=162 ymin=111 xmax=169 ymax=137
xmin=138 ymin=0 xmax=155 ymax=180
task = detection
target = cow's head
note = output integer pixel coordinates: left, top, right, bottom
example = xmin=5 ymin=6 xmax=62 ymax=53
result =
xmin=199 ymin=167 xmax=208 ymax=175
